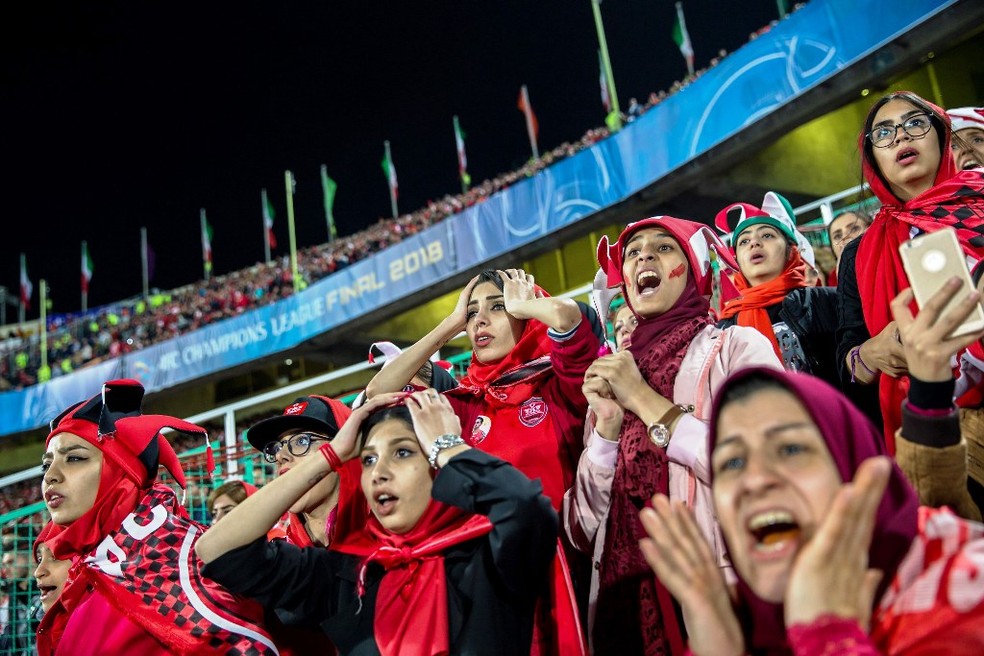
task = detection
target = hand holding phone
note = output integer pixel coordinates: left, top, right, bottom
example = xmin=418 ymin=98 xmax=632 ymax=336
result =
xmin=899 ymin=228 xmax=984 ymax=338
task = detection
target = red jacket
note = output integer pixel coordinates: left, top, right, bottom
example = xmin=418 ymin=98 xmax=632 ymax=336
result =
xmin=446 ymin=319 xmax=597 ymax=510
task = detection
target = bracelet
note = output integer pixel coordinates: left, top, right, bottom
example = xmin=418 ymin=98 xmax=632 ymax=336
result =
xmin=428 ymin=434 xmax=466 ymax=469
xmin=319 ymin=442 xmax=343 ymax=471
xmin=849 ymin=345 xmax=877 ymax=383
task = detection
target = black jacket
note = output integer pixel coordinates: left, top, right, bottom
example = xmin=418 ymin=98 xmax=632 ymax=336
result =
xmin=835 ymin=238 xmax=886 ymax=430
xmin=202 ymin=450 xmax=558 ymax=655
xmin=717 ymin=286 xmax=841 ymax=387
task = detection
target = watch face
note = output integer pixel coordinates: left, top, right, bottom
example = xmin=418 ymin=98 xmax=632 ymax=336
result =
xmin=647 ymin=424 xmax=670 ymax=448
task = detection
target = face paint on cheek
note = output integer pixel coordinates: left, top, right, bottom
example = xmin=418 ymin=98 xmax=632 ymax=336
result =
xmin=668 ymin=263 xmax=686 ymax=279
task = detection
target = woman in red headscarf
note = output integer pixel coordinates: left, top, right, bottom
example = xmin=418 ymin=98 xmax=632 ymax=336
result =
xmin=640 ymin=367 xmax=984 ymax=656
xmin=36 ymin=378 xmax=277 ymax=656
xmin=565 ymin=216 xmax=781 ymax=655
xmin=196 ymin=389 xmax=557 ymax=656
xmin=837 ymin=91 xmax=984 ymax=451
xmin=365 ymin=267 xmax=599 ymax=655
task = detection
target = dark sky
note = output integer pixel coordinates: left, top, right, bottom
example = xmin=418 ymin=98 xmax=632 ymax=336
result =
xmin=3 ymin=0 xmax=779 ymax=315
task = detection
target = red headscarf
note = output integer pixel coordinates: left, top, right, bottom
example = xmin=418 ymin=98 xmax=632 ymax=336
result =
xmin=719 ymin=246 xmax=810 ymax=360
xmin=708 ymin=367 xmax=920 ymax=655
xmin=593 ymin=216 xmax=730 ymax=654
xmin=43 ymin=379 xmax=206 ymax=560
xmin=331 ymin=438 xmax=492 ymax=656
xmin=455 ymin=283 xmax=553 ymax=406
xmin=855 ymin=91 xmax=984 ymax=450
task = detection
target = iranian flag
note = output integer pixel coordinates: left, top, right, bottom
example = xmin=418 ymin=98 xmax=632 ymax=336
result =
xmin=201 ymin=209 xmax=214 ymax=274
xmin=381 ymin=146 xmax=398 ymax=200
xmin=262 ymin=189 xmax=277 ymax=249
xmin=517 ymin=85 xmax=540 ymax=159
xmin=81 ymin=241 xmax=94 ymax=293
xmin=19 ymin=254 xmax=32 ymax=310
xmin=453 ymin=115 xmax=471 ymax=188
xmin=672 ymin=2 xmax=695 ymax=77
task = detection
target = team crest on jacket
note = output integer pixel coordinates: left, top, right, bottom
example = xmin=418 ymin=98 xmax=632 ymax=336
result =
xmin=518 ymin=397 xmax=548 ymax=427
xmin=471 ymin=415 xmax=492 ymax=444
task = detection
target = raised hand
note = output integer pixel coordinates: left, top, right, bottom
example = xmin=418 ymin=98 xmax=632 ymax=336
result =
xmin=499 ymin=269 xmax=539 ymax=320
xmin=891 ymin=281 xmax=984 ymax=383
xmin=784 ymin=456 xmax=891 ymax=630
xmin=639 ymin=495 xmax=744 ymax=656
xmin=404 ymin=388 xmax=463 ymax=455
xmin=331 ymin=392 xmax=407 ymax=462
xmin=450 ymin=275 xmax=481 ymax=332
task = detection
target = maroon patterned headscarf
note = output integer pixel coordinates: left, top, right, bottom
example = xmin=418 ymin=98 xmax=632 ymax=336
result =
xmin=708 ymin=368 xmax=920 ymax=655
xmin=594 ymin=216 xmax=725 ymax=655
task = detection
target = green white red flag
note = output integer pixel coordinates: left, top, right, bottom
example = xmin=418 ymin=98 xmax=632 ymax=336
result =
xmin=81 ymin=241 xmax=94 ymax=294
xmin=19 ymin=253 xmax=32 ymax=310
xmin=381 ymin=147 xmax=398 ymax=200
xmin=672 ymin=2 xmax=695 ymax=77
xmin=262 ymin=188 xmax=276 ymax=249
xmin=201 ymin=209 xmax=214 ymax=275
xmin=453 ymin=115 xmax=471 ymax=188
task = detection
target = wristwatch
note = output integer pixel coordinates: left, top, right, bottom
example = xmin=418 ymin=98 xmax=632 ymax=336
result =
xmin=647 ymin=404 xmax=693 ymax=448
xmin=428 ymin=434 xmax=466 ymax=469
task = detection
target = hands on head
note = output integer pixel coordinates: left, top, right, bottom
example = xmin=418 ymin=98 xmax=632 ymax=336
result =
xmin=328 ymin=389 xmax=464 ymax=465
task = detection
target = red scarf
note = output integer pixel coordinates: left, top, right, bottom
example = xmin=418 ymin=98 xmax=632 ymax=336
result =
xmin=594 ymin=276 xmax=712 ymax=656
xmin=457 ymin=313 xmax=553 ymax=405
xmin=856 ymin=97 xmax=984 ymax=450
xmin=38 ymin=485 xmax=276 ymax=656
xmin=331 ymin=466 xmax=492 ymax=656
xmin=719 ymin=247 xmax=809 ymax=361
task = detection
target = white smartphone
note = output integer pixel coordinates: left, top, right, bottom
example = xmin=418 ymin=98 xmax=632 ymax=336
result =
xmin=899 ymin=228 xmax=984 ymax=338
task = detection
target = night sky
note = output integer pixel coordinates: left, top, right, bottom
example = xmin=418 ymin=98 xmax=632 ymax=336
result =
xmin=3 ymin=0 xmax=780 ymax=315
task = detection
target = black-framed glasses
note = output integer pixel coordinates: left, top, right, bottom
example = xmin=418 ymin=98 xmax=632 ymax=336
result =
xmin=262 ymin=432 xmax=328 ymax=463
xmin=867 ymin=113 xmax=933 ymax=148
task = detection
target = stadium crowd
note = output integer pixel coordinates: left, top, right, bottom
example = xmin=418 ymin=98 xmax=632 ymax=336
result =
xmin=5 ymin=5 xmax=984 ymax=654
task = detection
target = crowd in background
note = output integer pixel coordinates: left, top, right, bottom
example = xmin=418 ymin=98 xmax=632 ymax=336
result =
xmin=0 ymin=10 xmax=800 ymax=393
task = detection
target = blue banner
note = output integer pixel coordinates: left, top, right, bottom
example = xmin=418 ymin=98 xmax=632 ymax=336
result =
xmin=0 ymin=0 xmax=952 ymax=436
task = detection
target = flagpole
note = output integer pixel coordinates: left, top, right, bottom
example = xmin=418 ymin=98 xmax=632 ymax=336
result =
xmin=140 ymin=227 xmax=149 ymax=297
xmin=384 ymin=141 xmax=398 ymax=219
xmin=40 ymin=279 xmax=48 ymax=381
xmin=285 ymin=170 xmax=301 ymax=293
xmin=591 ymin=0 xmax=622 ymax=131
xmin=261 ymin=188 xmax=272 ymax=264
xmin=81 ymin=241 xmax=88 ymax=313
xmin=200 ymin=209 xmax=210 ymax=282
xmin=18 ymin=253 xmax=26 ymax=323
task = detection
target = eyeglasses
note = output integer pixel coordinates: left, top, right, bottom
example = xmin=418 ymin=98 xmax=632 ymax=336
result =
xmin=867 ymin=113 xmax=933 ymax=148
xmin=262 ymin=433 xmax=328 ymax=463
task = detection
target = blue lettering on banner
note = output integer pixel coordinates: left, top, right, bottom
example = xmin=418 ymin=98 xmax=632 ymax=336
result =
xmin=0 ymin=0 xmax=953 ymax=436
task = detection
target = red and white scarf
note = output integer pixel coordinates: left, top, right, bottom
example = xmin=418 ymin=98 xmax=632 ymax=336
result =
xmin=38 ymin=485 xmax=277 ymax=656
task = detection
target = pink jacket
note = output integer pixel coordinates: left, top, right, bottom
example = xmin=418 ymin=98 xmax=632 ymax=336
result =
xmin=563 ymin=324 xmax=782 ymax=639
